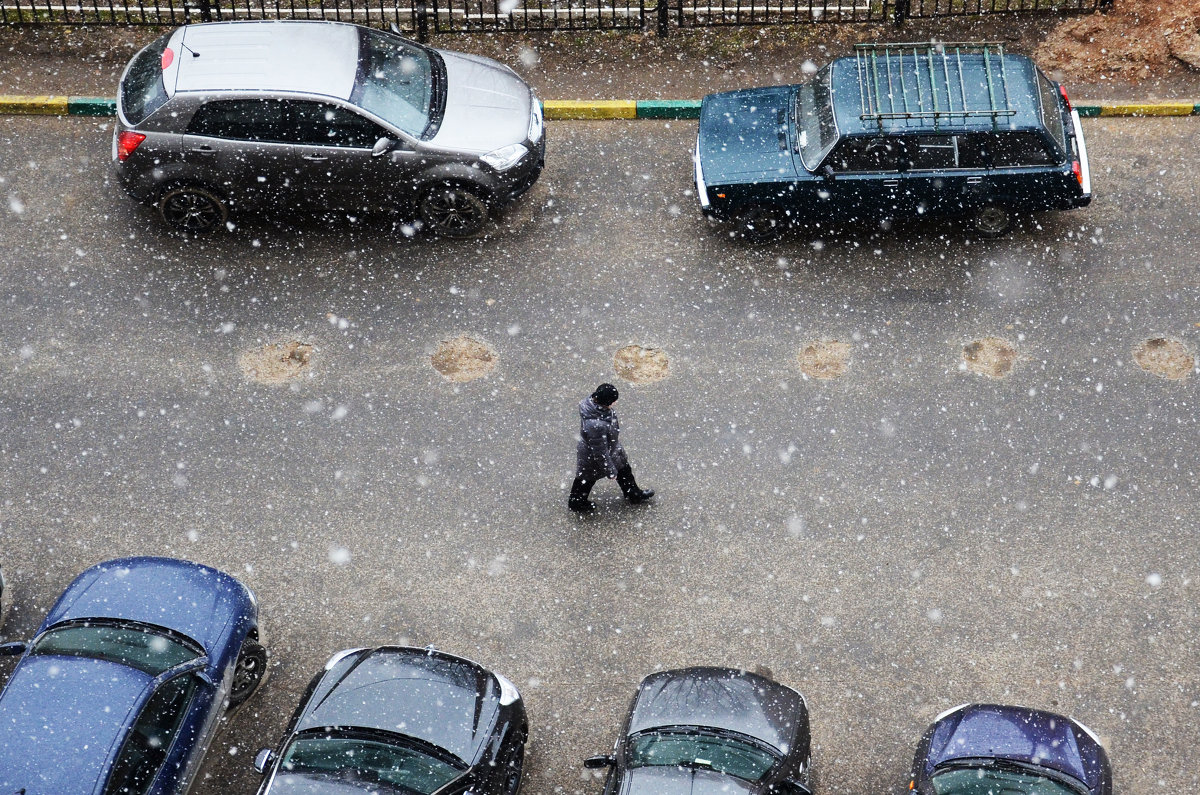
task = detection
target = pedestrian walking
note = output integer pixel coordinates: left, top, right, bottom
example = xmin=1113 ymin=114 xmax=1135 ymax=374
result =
xmin=568 ymin=383 xmax=655 ymax=512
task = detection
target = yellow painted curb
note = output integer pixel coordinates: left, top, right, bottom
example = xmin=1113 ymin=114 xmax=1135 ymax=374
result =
xmin=0 ymin=95 xmax=69 ymax=114
xmin=543 ymin=100 xmax=637 ymax=120
xmin=1098 ymin=102 xmax=1194 ymax=117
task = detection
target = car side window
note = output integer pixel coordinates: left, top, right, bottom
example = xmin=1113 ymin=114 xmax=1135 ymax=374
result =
xmin=186 ymin=99 xmax=288 ymax=143
xmin=956 ymin=134 xmax=992 ymax=169
xmin=284 ymin=101 xmax=389 ymax=149
xmin=829 ymin=136 xmax=907 ymax=173
xmin=984 ymin=131 xmax=1054 ymax=167
xmin=906 ymin=135 xmax=958 ymax=170
xmin=104 ymin=675 xmax=200 ymax=795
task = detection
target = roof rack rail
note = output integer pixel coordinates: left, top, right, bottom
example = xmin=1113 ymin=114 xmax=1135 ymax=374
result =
xmin=854 ymin=42 xmax=1017 ymax=129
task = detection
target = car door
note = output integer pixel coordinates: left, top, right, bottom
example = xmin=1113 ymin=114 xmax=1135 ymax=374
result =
xmin=821 ymin=135 xmax=909 ymax=222
xmin=976 ymin=131 xmax=1059 ymax=211
xmin=181 ymin=98 xmax=295 ymax=211
xmin=900 ymin=134 xmax=967 ymax=218
xmin=283 ymin=99 xmax=422 ymax=216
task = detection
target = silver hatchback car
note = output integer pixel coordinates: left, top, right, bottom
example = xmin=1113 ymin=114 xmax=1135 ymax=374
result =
xmin=114 ymin=20 xmax=545 ymax=237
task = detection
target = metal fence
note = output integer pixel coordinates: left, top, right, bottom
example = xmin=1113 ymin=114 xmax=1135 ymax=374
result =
xmin=0 ymin=0 xmax=1108 ymax=35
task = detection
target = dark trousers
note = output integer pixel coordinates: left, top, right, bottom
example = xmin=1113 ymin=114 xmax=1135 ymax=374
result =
xmin=569 ymin=465 xmax=641 ymax=505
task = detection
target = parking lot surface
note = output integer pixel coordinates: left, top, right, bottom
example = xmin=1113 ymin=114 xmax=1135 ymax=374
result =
xmin=1 ymin=115 xmax=1198 ymax=793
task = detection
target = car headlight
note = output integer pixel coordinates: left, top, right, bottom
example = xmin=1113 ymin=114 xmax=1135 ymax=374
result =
xmin=494 ymin=672 xmax=522 ymax=706
xmin=528 ymin=100 xmax=544 ymax=143
xmin=481 ymin=143 xmax=529 ymax=172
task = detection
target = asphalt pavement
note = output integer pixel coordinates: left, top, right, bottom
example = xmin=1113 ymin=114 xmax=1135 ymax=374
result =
xmin=0 ymin=108 xmax=1199 ymax=795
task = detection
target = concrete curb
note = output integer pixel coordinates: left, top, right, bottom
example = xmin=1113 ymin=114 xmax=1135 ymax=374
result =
xmin=2 ymin=96 xmax=1199 ymax=120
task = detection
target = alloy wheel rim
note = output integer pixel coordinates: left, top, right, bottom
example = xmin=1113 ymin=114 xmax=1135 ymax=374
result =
xmin=166 ymin=193 xmax=220 ymax=231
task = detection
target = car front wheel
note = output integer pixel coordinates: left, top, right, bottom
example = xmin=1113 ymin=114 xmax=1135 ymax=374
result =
xmin=420 ymin=185 xmax=489 ymax=239
xmin=971 ymin=204 xmax=1013 ymax=237
xmin=228 ymin=639 xmax=267 ymax=709
xmin=158 ymin=186 xmax=228 ymax=234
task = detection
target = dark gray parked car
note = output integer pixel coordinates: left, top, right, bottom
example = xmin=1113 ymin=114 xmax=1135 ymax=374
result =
xmin=114 ymin=21 xmax=545 ymax=237
xmin=585 ymin=667 xmax=813 ymax=795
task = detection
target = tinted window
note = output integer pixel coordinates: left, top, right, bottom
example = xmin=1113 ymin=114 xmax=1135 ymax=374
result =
xmin=986 ymin=132 xmax=1053 ymax=167
xmin=829 ymin=136 xmax=907 ymax=172
xmin=627 ymin=731 xmax=778 ymax=782
xmin=31 ymin=623 xmax=200 ymax=676
xmin=1038 ymin=74 xmax=1067 ymax=159
xmin=930 ymin=765 xmax=1081 ymax=795
xmin=121 ymin=33 xmax=171 ymax=125
xmin=280 ymin=734 xmax=464 ymax=795
xmin=105 ymin=675 xmax=199 ymax=795
xmin=186 ymin=99 xmax=288 ymax=142
xmin=957 ymin=134 xmax=991 ymax=169
xmin=284 ymin=101 xmax=388 ymax=148
xmin=353 ymin=28 xmax=435 ymax=137
xmin=907 ymin=135 xmax=958 ymax=170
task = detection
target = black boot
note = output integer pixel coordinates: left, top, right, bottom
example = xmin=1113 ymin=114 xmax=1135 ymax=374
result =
xmin=568 ymin=476 xmax=596 ymax=512
xmin=616 ymin=466 xmax=655 ymax=503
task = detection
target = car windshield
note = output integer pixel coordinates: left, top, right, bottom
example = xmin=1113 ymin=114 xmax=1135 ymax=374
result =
xmin=931 ymin=763 xmax=1087 ymax=795
xmin=30 ymin=621 xmax=200 ymax=676
xmin=627 ymin=729 xmax=779 ymax=782
xmin=796 ymin=67 xmax=838 ymax=172
xmin=352 ymin=28 xmax=437 ymax=138
xmin=280 ymin=733 xmax=465 ymax=795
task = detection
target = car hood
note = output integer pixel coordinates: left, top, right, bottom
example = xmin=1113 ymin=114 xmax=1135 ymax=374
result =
xmin=296 ymin=648 xmax=500 ymax=764
xmin=621 ymin=765 xmax=757 ymax=795
xmin=41 ymin=556 xmax=249 ymax=655
xmin=0 ymin=656 xmax=148 ymax=795
xmin=628 ymin=668 xmax=805 ymax=756
xmin=926 ymin=705 xmax=1102 ymax=789
xmin=697 ymin=86 xmax=801 ymax=184
xmin=429 ymin=50 xmax=531 ymax=154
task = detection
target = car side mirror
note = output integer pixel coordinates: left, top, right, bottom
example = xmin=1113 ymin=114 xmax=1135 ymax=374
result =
xmin=821 ymin=164 xmax=836 ymax=182
xmin=583 ymin=754 xmax=615 ymax=769
xmin=372 ymin=137 xmax=397 ymax=157
xmin=253 ymin=748 xmax=277 ymax=774
xmin=0 ymin=641 xmax=26 ymax=656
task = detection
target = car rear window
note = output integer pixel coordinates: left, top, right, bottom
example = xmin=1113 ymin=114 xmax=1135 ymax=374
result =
xmin=1038 ymin=73 xmax=1068 ymax=160
xmin=121 ymin=32 xmax=171 ymax=125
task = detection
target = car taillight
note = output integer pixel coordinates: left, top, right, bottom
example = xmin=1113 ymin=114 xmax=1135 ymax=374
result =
xmin=117 ymin=131 xmax=146 ymax=161
xmin=1059 ymin=84 xmax=1072 ymax=111
xmin=1072 ymin=160 xmax=1082 ymax=185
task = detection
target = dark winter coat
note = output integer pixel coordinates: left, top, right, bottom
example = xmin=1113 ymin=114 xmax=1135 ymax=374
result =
xmin=575 ymin=397 xmax=628 ymax=481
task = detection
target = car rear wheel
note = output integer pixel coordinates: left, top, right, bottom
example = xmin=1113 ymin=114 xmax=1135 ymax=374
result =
xmin=228 ymin=639 xmax=267 ymax=709
xmin=158 ymin=186 xmax=228 ymax=234
xmin=970 ymin=204 xmax=1013 ymax=237
xmin=736 ymin=205 xmax=786 ymax=243
xmin=420 ymin=185 xmax=489 ymax=239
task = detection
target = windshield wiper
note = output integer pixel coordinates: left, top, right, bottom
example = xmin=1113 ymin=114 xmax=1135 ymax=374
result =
xmin=934 ymin=757 xmax=1089 ymax=795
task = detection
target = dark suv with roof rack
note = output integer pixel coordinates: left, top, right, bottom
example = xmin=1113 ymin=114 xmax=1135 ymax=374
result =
xmin=694 ymin=42 xmax=1092 ymax=241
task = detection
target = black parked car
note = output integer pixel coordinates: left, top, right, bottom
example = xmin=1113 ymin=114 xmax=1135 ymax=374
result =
xmin=253 ymin=646 xmax=528 ymax=795
xmin=694 ymin=42 xmax=1092 ymax=241
xmin=584 ymin=667 xmax=812 ymax=795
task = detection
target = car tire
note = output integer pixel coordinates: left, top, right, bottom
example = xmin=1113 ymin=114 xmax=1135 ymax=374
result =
xmin=419 ymin=184 xmax=489 ymax=239
xmin=158 ymin=186 xmax=229 ymax=234
xmin=228 ymin=638 xmax=267 ymax=709
xmin=970 ymin=204 xmax=1013 ymax=237
xmin=736 ymin=205 xmax=786 ymax=243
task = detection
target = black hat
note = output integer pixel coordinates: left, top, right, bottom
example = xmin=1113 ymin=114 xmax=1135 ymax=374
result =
xmin=592 ymin=383 xmax=619 ymax=406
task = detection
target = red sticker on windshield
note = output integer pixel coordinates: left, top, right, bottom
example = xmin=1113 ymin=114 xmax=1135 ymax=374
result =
xmin=161 ymin=47 xmax=175 ymax=70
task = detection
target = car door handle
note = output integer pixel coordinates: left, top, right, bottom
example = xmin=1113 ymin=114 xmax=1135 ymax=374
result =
xmin=302 ymin=154 xmax=329 ymax=162
xmin=189 ymin=146 xmax=217 ymax=156
xmin=882 ymin=179 xmax=900 ymax=187
xmin=966 ymin=177 xmax=983 ymax=184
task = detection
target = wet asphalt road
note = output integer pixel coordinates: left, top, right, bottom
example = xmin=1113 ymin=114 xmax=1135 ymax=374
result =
xmin=0 ymin=115 xmax=1198 ymax=793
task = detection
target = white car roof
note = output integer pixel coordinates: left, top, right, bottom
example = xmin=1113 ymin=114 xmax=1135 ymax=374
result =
xmin=166 ymin=21 xmax=361 ymax=100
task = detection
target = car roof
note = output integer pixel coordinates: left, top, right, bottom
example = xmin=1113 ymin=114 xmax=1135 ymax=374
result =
xmin=829 ymin=44 xmax=1044 ymax=136
xmin=166 ymin=21 xmax=361 ymax=101
xmin=0 ymin=656 xmax=150 ymax=795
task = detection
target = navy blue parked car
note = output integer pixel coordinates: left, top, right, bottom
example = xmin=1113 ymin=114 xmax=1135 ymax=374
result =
xmin=252 ymin=646 xmax=528 ymax=795
xmin=695 ymin=42 xmax=1092 ymax=241
xmin=0 ymin=556 xmax=268 ymax=795
xmin=907 ymin=703 xmax=1112 ymax=795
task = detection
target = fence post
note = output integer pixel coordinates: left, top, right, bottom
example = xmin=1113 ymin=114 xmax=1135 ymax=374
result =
xmin=416 ymin=0 xmax=428 ymax=41
xmin=656 ymin=0 xmax=667 ymax=36
xmin=198 ymin=0 xmax=212 ymax=22
xmin=891 ymin=0 xmax=907 ymax=26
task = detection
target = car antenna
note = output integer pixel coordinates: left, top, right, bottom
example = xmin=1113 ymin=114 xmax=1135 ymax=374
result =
xmin=390 ymin=22 xmax=402 ymax=35
xmin=181 ymin=42 xmax=201 ymax=58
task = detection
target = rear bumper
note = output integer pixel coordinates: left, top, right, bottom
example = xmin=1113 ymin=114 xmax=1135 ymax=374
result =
xmin=1070 ymin=109 xmax=1092 ymax=205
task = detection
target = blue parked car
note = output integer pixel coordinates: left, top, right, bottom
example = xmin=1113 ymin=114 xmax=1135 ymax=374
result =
xmin=0 ymin=556 xmax=268 ymax=795
xmin=907 ymin=703 xmax=1112 ymax=795
xmin=694 ymin=42 xmax=1092 ymax=241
